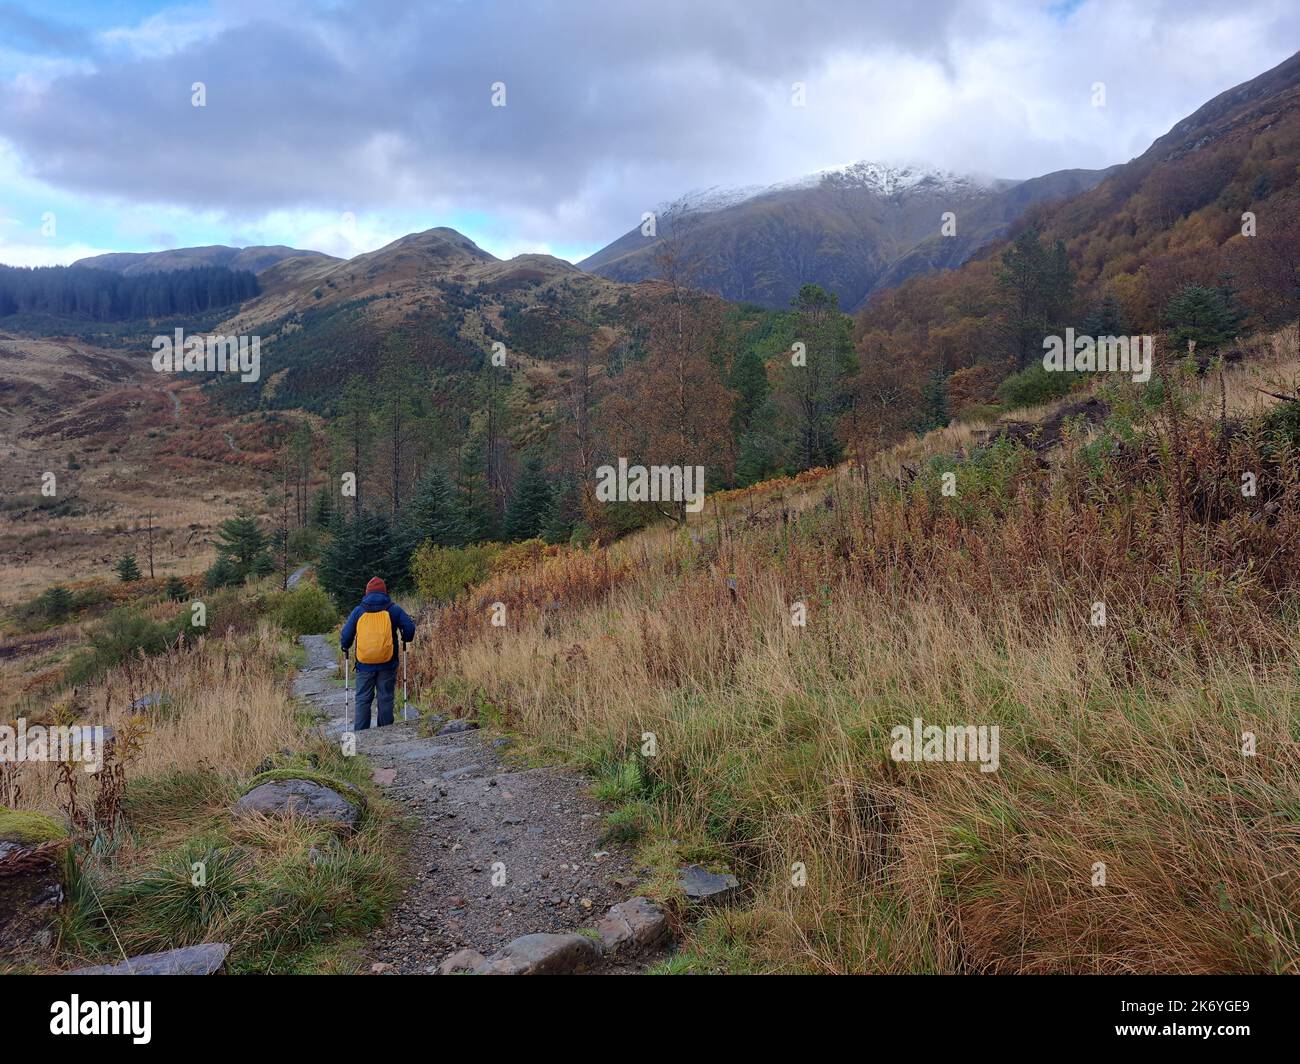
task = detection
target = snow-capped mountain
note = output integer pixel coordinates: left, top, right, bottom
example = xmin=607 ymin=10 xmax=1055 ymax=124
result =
xmin=585 ymin=160 xmax=1110 ymax=310
xmin=666 ymin=162 xmax=1004 ymax=217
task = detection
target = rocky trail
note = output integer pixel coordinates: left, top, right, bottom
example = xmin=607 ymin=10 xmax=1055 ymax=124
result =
xmin=293 ymin=634 xmax=677 ymax=975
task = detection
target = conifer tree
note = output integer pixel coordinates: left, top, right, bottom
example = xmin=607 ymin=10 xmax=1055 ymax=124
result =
xmin=503 ymin=453 xmax=552 ymax=541
xmin=1165 ymin=283 xmax=1244 ymax=354
xmin=402 ymin=466 xmax=468 ymax=552
xmin=318 ymin=510 xmax=407 ymax=609
xmin=213 ymin=509 xmax=266 ymax=578
xmin=456 ymin=434 xmax=498 ymax=543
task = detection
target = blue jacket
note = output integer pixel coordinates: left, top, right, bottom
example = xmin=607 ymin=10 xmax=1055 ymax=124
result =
xmin=340 ymin=591 xmax=416 ymax=671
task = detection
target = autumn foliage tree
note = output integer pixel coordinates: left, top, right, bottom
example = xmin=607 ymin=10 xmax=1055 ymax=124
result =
xmin=598 ymin=207 xmax=736 ymax=523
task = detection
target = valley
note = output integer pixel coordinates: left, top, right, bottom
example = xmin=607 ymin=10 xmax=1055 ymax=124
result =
xmin=1 ymin=42 xmax=1299 ymax=981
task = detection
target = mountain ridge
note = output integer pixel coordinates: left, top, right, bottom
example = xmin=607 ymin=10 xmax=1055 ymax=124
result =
xmin=74 ymin=244 xmax=332 ymax=277
xmin=580 ymin=159 xmax=1113 ymax=311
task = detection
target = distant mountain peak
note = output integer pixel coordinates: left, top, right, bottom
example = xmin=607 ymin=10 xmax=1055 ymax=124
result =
xmin=74 ymin=244 xmax=328 ymax=277
xmin=788 ymin=160 xmax=1002 ymax=197
xmin=585 ymin=157 xmax=1108 ymax=310
xmin=666 ymin=161 xmax=1002 ymax=217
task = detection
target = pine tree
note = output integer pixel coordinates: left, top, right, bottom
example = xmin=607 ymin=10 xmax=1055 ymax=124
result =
xmin=376 ymin=342 xmax=419 ymax=520
xmin=769 ymin=284 xmax=855 ymax=472
xmin=318 ymin=510 xmax=408 ymax=610
xmin=541 ymin=477 xmax=580 ymax=545
xmin=213 ymin=509 xmax=266 ymax=578
xmin=39 ymin=586 xmax=73 ymax=621
xmin=917 ymin=370 xmax=951 ymax=433
xmin=997 ymin=228 xmax=1075 ymax=369
xmin=332 ymin=377 xmax=375 ymax=517
xmin=729 ymin=346 xmax=770 ymax=435
xmin=310 ymin=484 xmax=334 ymax=528
xmin=503 ymin=453 xmax=552 ymax=541
xmin=456 ymin=434 xmax=498 ymax=543
xmin=165 ymin=576 xmax=187 ymax=601
xmin=250 ymin=552 xmax=277 ymax=579
xmin=1080 ymin=292 xmax=1126 ymax=337
xmin=402 ymin=466 xmax=468 ymax=551
xmin=114 ymin=554 xmax=141 ymax=583
xmin=1165 ymin=283 xmax=1244 ymax=355
xmin=204 ymin=554 xmax=240 ymax=590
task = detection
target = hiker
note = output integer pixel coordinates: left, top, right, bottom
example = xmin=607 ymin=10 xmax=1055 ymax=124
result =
xmin=340 ymin=577 xmax=417 ymax=731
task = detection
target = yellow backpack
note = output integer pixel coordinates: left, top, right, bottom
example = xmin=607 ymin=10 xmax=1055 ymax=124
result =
xmin=355 ymin=610 xmax=394 ymax=665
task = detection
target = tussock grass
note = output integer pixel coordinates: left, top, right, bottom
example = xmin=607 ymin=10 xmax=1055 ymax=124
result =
xmin=12 ymin=623 xmax=304 ymax=816
xmin=7 ymin=618 xmax=402 ymax=974
xmin=410 ymin=355 xmax=1300 ymax=974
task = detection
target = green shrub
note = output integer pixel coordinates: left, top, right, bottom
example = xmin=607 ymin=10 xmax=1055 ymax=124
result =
xmin=70 ymin=586 xmax=106 ymax=612
xmin=205 ymin=554 xmax=241 ymax=590
xmin=66 ymin=609 xmax=172 ymax=685
xmin=287 ymin=525 xmax=321 ymax=563
xmin=1263 ymin=400 xmax=1300 ymax=450
xmin=410 ymin=541 xmax=500 ymax=602
xmin=276 ymin=583 xmax=338 ymax=636
xmin=39 ymin=586 xmax=73 ymax=622
xmin=996 ymin=362 xmax=1082 ymax=409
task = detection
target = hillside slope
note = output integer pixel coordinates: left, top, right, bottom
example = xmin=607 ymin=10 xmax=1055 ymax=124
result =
xmin=853 ymin=48 xmax=1300 ymax=421
xmin=404 ymin=323 xmax=1300 ymax=973
xmin=75 ymin=244 xmax=332 ymax=276
xmin=212 ymin=226 xmax=640 ymax=416
xmin=582 ymin=162 xmax=1112 ymax=311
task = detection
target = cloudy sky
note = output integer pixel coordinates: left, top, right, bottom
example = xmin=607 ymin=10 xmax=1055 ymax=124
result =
xmin=0 ymin=0 xmax=1297 ymax=267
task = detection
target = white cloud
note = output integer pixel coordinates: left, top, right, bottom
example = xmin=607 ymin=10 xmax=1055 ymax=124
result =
xmin=0 ymin=239 xmax=113 ymax=266
xmin=0 ymin=0 xmax=1295 ymax=255
xmin=97 ymin=8 xmax=225 ymax=59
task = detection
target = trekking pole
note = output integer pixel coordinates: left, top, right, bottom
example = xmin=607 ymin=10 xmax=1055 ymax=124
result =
xmin=343 ymin=648 xmax=351 ymax=735
xmin=402 ymin=639 xmax=410 ymax=722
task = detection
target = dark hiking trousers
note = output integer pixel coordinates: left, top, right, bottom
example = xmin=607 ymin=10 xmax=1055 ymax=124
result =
xmin=354 ymin=666 xmax=396 ymax=730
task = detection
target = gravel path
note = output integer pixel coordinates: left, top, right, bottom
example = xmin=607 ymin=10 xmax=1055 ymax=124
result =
xmin=294 ymin=634 xmax=662 ymax=974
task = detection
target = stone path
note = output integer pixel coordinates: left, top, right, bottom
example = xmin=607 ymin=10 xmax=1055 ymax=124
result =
xmin=294 ymin=634 xmax=670 ymax=975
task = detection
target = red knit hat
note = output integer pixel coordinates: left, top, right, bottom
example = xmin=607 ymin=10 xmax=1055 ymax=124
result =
xmin=365 ymin=576 xmax=387 ymax=594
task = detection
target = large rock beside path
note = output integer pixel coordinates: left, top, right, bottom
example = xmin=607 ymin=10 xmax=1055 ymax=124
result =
xmin=474 ymin=933 xmax=602 ymax=975
xmin=67 ymin=943 xmax=230 ymax=975
xmin=0 ymin=810 xmax=69 ymax=960
xmin=596 ymin=897 xmax=670 ymax=954
xmin=232 ymin=778 xmax=361 ymax=830
xmin=678 ymin=864 xmax=739 ymax=903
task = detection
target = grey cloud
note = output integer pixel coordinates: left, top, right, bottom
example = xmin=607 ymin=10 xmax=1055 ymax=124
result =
xmin=0 ymin=1 xmax=966 ymax=241
xmin=0 ymin=0 xmax=1296 ymax=252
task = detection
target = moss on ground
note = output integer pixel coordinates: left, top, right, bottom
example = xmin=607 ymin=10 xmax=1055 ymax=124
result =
xmin=0 ymin=808 xmax=67 ymax=845
xmin=241 ymin=768 xmax=365 ymax=803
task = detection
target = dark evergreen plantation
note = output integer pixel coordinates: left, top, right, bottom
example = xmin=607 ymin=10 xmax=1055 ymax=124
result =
xmin=0 ymin=264 xmax=259 ymax=321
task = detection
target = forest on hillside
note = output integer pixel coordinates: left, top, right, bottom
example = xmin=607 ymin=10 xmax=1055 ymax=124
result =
xmin=855 ymin=103 xmax=1300 ymax=425
xmin=0 ymin=263 xmax=259 ymax=321
xmin=260 ymin=208 xmax=1274 ymax=612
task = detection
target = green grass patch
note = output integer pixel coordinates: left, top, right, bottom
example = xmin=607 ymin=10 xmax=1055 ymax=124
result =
xmin=0 ymin=808 xmax=67 ymax=845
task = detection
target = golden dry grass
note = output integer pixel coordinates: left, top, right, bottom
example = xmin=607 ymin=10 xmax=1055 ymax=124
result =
xmin=407 ymin=344 xmax=1300 ymax=974
xmin=8 ymin=623 xmax=303 ymax=819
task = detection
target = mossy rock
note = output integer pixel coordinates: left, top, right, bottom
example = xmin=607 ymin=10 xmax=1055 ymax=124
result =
xmin=0 ymin=809 xmax=67 ymax=847
xmin=241 ymin=769 xmax=365 ymax=805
